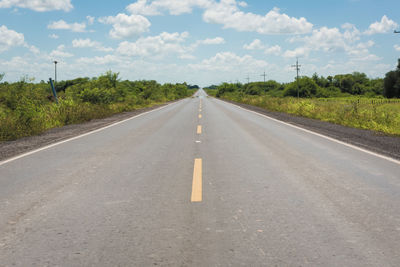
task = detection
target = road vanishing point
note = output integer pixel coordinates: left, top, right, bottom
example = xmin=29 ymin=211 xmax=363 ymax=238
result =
xmin=0 ymin=89 xmax=400 ymax=266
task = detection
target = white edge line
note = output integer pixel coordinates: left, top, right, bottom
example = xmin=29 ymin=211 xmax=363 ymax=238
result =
xmin=216 ymin=98 xmax=400 ymax=165
xmin=0 ymin=101 xmax=180 ymax=166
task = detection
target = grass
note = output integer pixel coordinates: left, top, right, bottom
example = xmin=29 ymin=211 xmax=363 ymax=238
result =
xmin=0 ymin=77 xmax=196 ymax=142
xmin=0 ymin=98 xmax=164 ymax=141
xmin=219 ymin=94 xmax=400 ymax=136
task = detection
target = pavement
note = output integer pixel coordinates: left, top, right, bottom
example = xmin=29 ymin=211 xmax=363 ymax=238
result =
xmin=0 ymin=89 xmax=399 ymax=266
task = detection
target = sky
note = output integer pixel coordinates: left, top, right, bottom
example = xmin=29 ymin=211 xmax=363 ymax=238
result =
xmin=0 ymin=0 xmax=400 ymax=86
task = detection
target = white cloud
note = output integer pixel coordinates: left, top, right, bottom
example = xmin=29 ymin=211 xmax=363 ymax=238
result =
xmin=72 ymin=38 xmax=98 ymax=47
xmin=341 ymin=23 xmax=361 ymax=42
xmin=191 ymin=36 xmax=225 ymax=49
xmin=126 ymin=0 xmax=161 ymax=16
xmin=189 ymin=51 xmax=268 ymax=72
xmin=203 ymin=4 xmax=313 ymax=34
xmin=116 ymin=31 xmax=190 ymax=58
xmin=127 ymin=1 xmax=312 ymax=34
xmin=99 ymin=13 xmax=150 ymax=39
xmin=283 ymin=47 xmax=309 ymax=58
xmin=72 ymin=38 xmax=113 ymax=52
xmin=264 ymin=45 xmax=281 ymax=55
xmin=86 ymin=16 xmax=95 ymax=25
xmin=284 ymin=25 xmax=369 ymax=58
xmin=395 ymin=44 xmax=400 ymax=52
xmin=0 ymin=0 xmax=72 ymax=12
xmin=349 ymin=54 xmax=381 ymax=61
xmin=76 ymin=55 xmax=121 ymax=65
xmin=127 ymin=0 xmax=212 ymax=16
xmin=179 ymin=54 xmax=196 ymax=60
xmin=364 ymin=15 xmax=398 ymax=35
xmin=237 ymin=1 xmax=247 ymax=7
xmin=50 ymin=44 xmax=73 ymax=58
xmin=243 ymin=39 xmax=264 ymax=50
xmin=29 ymin=45 xmax=40 ymax=54
xmin=0 ymin=25 xmax=25 ymax=53
xmin=49 ymin=33 xmax=59 ymax=39
xmin=284 ymin=25 xmax=380 ymax=64
xmin=200 ymin=37 xmax=225 ymax=45
xmin=299 ymin=27 xmax=348 ymax=53
xmin=48 ymin=20 xmax=86 ymax=32
xmin=243 ymin=39 xmax=280 ymax=55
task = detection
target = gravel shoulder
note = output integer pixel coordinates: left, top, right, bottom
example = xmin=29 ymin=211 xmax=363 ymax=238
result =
xmin=218 ymin=98 xmax=400 ymax=160
xmin=0 ymin=102 xmax=175 ymax=161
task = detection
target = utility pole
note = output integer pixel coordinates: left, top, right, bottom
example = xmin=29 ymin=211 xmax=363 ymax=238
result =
xmin=291 ymin=58 xmax=301 ymax=98
xmin=53 ymin=60 xmax=58 ymax=90
xmin=261 ymin=71 xmax=267 ymax=83
xmin=245 ymin=75 xmax=250 ymax=84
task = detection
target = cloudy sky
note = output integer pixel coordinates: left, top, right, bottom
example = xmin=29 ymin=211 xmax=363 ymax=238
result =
xmin=0 ymin=0 xmax=399 ymax=86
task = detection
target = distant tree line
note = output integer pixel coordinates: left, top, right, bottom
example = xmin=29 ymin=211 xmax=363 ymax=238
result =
xmin=206 ymin=58 xmax=400 ymax=99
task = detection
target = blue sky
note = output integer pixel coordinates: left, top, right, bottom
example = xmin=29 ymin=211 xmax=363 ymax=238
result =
xmin=0 ymin=0 xmax=399 ymax=86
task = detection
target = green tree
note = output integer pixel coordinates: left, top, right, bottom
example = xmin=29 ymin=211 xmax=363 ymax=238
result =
xmin=283 ymin=77 xmax=319 ymax=97
xmin=383 ymin=59 xmax=400 ymax=98
xmin=96 ymin=71 xmax=120 ymax=89
xmin=216 ymin=83 xmax=237 ymax=97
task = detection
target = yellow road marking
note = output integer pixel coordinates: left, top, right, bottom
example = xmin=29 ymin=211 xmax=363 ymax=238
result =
xmin=198 ymin=114 xmax=202 ymax=119
xmin=197 ymin=125 xmax=202 ymax=134
xmin=191 ymin=158 xmax=202 ymax=202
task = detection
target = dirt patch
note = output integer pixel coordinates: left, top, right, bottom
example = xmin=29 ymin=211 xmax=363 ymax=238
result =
xmin=220 ymin=98 xmax=400 ymax=160
xmin=0 ymin=103 xmax=171 ymax=161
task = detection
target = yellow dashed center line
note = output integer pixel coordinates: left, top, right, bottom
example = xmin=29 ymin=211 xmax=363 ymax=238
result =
xmin=197 ymin=125 xmax=202 ymax=134
xmin=191 ymin=158 xmax=202 ymax=202
xmin=198 ymin=114 xmax=202 ymax=119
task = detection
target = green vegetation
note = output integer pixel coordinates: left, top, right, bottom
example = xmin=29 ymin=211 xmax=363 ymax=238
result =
xmin=206 ymin=72 xmax=385 ymax=99
xmin=0 ymin=71 xmax=195 ymax=141
xmin=384 ymin=59 xmax=400 ymax=98
xmin=206 ymin=61 xmax=400 ymax=136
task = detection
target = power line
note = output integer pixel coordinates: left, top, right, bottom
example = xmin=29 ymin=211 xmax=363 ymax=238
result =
xmin=291 ymin=58 xmax=301 ymax=98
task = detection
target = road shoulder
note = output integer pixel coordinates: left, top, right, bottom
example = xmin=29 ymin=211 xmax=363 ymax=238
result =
xmin=217 ymin=98 xmax=400 ymax=160
xmin=0 ymin=102 xmax=176 ymax=161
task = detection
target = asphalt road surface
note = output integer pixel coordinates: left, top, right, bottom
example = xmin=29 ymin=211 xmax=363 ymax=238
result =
xmin=1 ymin=89 xmax=399 ymax=266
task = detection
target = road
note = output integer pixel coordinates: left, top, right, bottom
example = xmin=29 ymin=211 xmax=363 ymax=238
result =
xmin=1 ymin=89 xmax=400 ymax=266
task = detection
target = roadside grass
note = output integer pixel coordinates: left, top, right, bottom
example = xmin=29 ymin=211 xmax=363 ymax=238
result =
xmin=0 ymin=98 xmax=166 ymax=141
xmin=219 ymin=94 xmax=400 ymax=136
xmin=0 ymin=76 xmax=196 ymax=142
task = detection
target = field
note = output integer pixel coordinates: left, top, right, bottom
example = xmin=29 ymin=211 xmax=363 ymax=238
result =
xmin=217 ymin=93 xmax=400 ymax=136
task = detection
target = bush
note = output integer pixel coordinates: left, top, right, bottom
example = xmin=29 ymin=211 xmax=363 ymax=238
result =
xmin=284 ymin=77 xmax=319 ymax=97
xmin=0 ymin=71 xmax=193 ymax=141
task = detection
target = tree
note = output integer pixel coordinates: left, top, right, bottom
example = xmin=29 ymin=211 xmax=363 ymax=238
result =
xmin=383 ymin=59 xmax=400 ymax=98
xmin=283 ymin=77 xmax=319 ymax=97
xmin=0 ymin=73 xmax=4 ymax=82
xmin=216 ymin=83 xmax=237 ymax=97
